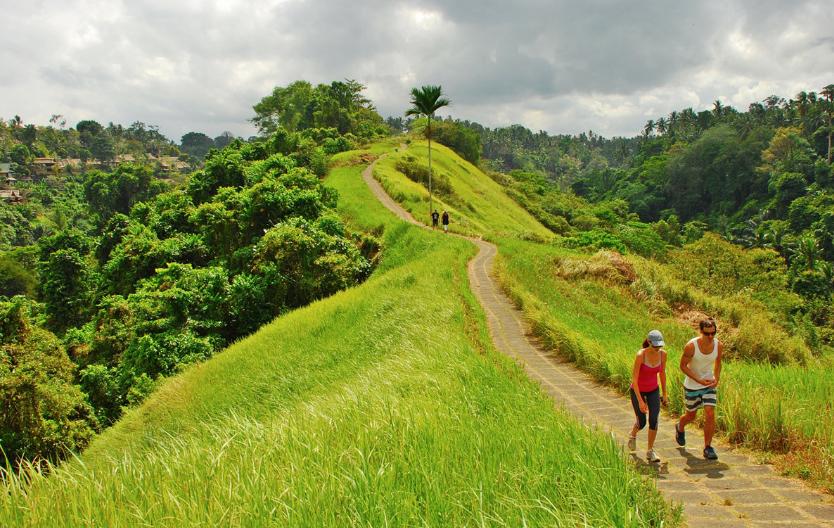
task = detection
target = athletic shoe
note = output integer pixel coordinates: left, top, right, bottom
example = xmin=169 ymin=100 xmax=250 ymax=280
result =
xmin=704 ymin=446 xmax=718 ymax=460
xmin=674 ymin=423 xmax=685 ymax=446
xmin=627 ymin=436 xmax=636 ymax=451
xmin=647 ymin=449 xmax=660 ymax=463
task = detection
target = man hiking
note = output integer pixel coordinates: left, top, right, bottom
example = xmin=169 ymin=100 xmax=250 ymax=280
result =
xmin=431 ymin=209 xmax=439 ymax=228
xmin=675 ymin=318 xmax=723 ymax=460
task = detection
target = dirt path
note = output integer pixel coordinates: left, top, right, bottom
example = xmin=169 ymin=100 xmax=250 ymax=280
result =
xmin=361 ymin=157 xmax=834 ymax=527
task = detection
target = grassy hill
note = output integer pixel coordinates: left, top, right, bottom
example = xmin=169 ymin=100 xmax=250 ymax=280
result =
xmin=0 ymin=143 xmax=676 ymax=526
xmin=374 ymin=140 xmax=553 ymax=240
xmin=371 ymin=136 xmax=834 ymax=492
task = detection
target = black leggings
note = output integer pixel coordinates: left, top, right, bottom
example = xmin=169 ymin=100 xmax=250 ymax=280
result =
xmin=630 ymin=387 xmax=660 ymax=431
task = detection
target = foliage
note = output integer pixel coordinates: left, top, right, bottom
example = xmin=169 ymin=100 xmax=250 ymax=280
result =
xmin=0 ymin=298 xmax=98 ymax=464
xmin=83 ymin=163 xmax=169 ymax=223
xmin=428 ymin=119 xmax=480 ymax=164
xmin=251 ymin=80 xmax=388 ymax=139
xmin=395 ymin=155 xmax=454 ymax=197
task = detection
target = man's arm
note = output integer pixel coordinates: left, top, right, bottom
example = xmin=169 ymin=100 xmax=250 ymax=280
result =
xmin=712 ymin=341 xmax=723 ymax=388
xmin=679 ymin=341 xmax=707 ymax=384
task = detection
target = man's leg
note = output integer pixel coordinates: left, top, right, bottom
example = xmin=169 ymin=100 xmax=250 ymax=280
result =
xmin=678 ymin=409 xmax=698 ymax=430
xmin=703 ymin=406 xmax=716 ymax=447
xmin=674 ymin=408 xmax=696 ymax=446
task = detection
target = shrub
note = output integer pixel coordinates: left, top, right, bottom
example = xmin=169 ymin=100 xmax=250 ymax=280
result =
xmin=560 ymin=229 xmax=627 ymax=254
xmin=395 ymin=156 xmax=454 ymax=197
xmin=0 ymin=298 xmax=98 ymax=463
xmin=614 ymin=221 xmax=667 ymax=258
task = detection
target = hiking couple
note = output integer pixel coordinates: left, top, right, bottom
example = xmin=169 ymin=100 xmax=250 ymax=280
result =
xmin=627 ymin=318 xmax=723 ymax=463
xmin=431 ymin=210 xmax=449 ymax=232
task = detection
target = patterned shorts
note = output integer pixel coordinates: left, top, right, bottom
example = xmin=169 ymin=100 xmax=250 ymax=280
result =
xmin=684 ymin=387 xmax=717 ymax=411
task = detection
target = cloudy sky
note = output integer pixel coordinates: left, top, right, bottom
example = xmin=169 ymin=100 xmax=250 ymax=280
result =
xmin=2 ymin=0 xmax=833 ymax=142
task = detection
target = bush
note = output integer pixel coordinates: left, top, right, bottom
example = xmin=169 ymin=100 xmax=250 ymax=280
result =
xmin=395 ymin=156 xmax=454 ymax=197
xmin=560 ymin=229 xmax=627 ymax=254
xmin=0 ymin=298 xmax=98 ymax=463
xmin=0 ymin=255 xmax=36 ymax=297
xmin=614 ymin=221 xmax=667 ymax=258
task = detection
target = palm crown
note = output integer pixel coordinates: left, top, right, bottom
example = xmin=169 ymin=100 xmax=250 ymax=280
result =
xmin=405 ymin=85 xmax=450 ymax=119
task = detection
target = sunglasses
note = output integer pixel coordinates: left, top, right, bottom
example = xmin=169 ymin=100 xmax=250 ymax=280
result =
xmin=702 ymin=330 xmax=716 ymax=336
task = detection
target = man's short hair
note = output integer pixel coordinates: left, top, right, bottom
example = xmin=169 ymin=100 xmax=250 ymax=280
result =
xmin=699 ymin=318 xmax=717 ymax=331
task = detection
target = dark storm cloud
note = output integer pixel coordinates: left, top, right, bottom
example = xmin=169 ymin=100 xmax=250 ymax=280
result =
xmin=1 ymin=0 xmax=832 ymax=140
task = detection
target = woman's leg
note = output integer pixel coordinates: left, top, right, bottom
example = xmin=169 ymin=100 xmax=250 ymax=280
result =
xmin=645 ymin=389 xmax=661 ymax=449
xmin=629 ymin=387 xmax=647 ymax=434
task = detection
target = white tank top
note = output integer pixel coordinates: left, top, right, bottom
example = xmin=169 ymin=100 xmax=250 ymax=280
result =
xmin=683 ymin=337 xmax=718 ymax=390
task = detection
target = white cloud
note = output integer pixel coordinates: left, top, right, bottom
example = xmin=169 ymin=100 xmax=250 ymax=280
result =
xmin=1 ymin=0 xmax=832 ymax=141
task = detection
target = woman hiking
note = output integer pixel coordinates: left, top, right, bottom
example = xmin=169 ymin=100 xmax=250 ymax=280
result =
xmin=627 ymin=329 xmax=668 ymax=463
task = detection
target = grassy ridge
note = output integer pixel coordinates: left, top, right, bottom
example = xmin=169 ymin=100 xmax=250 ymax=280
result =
xmin=0 ymin=148 xmax=677 ymax=526
xmin=370 ymin=140 xmax=833 ymax=491
xmin=374 ymin=141 xmax=553 ymax=240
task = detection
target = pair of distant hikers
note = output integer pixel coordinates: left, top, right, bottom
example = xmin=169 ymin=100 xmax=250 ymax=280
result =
xmin=627 ymin=318 xmax=723 ymax=463
xmin=431 ymin=210 xmax=449 ymax=232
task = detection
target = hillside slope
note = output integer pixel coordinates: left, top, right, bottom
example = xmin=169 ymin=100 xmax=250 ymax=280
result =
xmin=378 ymin=138 xmax=834 ymax=492
xmin=1 ymin=144 xmax=674 ymax=527
xmin=374 ymin=140 xmax=553 ymax=240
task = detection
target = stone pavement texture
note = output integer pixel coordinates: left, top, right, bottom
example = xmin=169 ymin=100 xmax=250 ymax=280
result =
xmin=362 ymin=156 xmax=834 ymax=527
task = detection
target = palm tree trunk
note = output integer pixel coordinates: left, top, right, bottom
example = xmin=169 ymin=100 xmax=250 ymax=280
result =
xmin=828 ymin=114 xmax=832 ymax=164
xmin=428 ymin=115 xmax=433 ymax=216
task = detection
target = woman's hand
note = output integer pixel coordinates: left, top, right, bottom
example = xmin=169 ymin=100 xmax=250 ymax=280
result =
xmin=638 ymin=400 xmax=648 ymax=413
xmin=660 ymin=395 xmax=668 ymax=407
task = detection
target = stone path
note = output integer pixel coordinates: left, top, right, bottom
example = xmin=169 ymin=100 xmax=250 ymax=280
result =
xmin=361 ymin=156 xmax=834 ymax=527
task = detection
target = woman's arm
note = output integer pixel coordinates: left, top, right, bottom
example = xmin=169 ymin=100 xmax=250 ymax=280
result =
xmin=660 ymin=350 xmax=668 ymax=404
xmin=632 ymin=351 xmax=645 ymax=406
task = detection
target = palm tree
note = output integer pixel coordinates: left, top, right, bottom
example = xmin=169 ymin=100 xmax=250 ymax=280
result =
xmin=405 ymin=85 xmax=450 ymax=216
xmin=795 ymin=236 xmax=822 ymax=271
xmin=820 ymin=84 xmax=834 ymax=163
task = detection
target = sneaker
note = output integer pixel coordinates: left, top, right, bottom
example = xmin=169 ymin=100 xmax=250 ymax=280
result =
xmin=704 ymin=446 xmax=718 ymax=460
xmin=674 ymin=423 xmax=686 ymax=446
xmin=627 ymin=436 xmax=636 ymax=451
xmin=647 ymin=449 xmax=661 ymax=463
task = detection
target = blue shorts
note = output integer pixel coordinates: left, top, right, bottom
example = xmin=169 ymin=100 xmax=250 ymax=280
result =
xmin=684 ymin=387 xmax=717 ymax=411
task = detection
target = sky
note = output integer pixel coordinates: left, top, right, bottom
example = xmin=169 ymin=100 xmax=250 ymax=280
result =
xmin=1 ymin=0 xmax=833 ymax=143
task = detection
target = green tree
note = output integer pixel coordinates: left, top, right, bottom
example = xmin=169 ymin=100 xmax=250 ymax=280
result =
xmin=0 ymin=298 xmax=98 ymax=463
xmin=84 ymin=163 xmax=168 ymax=223
xmin=821 ymin=84 xmax=834 ymax=164
xmin=180 ymin=132 xmax=215 ymax=160
xmin=405 ymin=85 xmax=451 ymax=217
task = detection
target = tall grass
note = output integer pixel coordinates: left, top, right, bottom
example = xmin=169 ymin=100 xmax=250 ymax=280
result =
xmin=494 ymin=237 xmax=834 ymax=491
xmin=0 ymin=149 xmax=678 ymax=526
xmin=372 ymin=140 xmax=553 ymax=241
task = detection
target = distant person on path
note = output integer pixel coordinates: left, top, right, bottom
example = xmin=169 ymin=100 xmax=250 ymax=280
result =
xmin=431 ymin=209 xmax=439 ymax=228
xmin=675 ymin=318 xmax=723 ymax=460
xmin=441 ymin=210 xmax=449 ymax=233
xmin=627 ymin=330 xmax=668 ymax=463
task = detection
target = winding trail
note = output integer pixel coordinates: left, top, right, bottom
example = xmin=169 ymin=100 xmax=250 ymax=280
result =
xmin=362 ymin=155 xmax=834 ymax=527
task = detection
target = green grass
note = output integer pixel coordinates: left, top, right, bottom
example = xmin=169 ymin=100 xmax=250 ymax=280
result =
xmin=368 ymin=140 xmax=834 ymax=493
xmin=0 ymin=147 xmax=677 ymax=526
xmin=494 ymin=237 xmax=834 ymax=492
xmin=372 ymin=140 xmax=553 ymax=241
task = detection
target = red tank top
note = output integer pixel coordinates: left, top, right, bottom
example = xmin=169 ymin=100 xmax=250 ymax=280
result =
xmin=636 ymin=358 xmax=661 ymax=392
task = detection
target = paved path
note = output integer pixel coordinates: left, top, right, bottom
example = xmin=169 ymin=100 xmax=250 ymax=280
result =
xmin=361 ymin=156 xmax=834 ymax=527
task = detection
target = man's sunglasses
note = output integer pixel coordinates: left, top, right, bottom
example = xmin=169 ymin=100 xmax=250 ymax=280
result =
xmin=702 ymin=330 xmax=716 ymax=336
